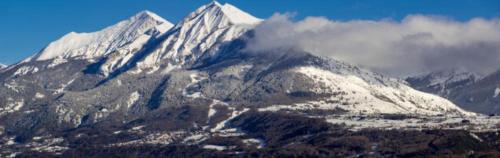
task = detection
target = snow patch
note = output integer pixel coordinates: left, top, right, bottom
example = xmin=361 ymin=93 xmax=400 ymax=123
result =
xmin=469 ymin=132 xmax=484 ymax=142
xmin=126 ymin=91 xmax=140 ymax=109
xmin=203 ymin=145 xmax=235 ymax=151
xmin=216 ymin=128 xmax=246 ymax=137
xmin=0 ymin=63 xmax=6 ymax=68
xmin=132 ymin=125 xmax=145 ymax=131
xmin=6 ymin=137 xmax=16 ymax=145
xmin=25 ymin=137 xmax=68 ymax=154
xmin=243 ymin=138 xmax=265 ymax=149
xmin=207 ymin=100 xmax=228 ymax=120
xmin=493 ymin=87 xmax=500 ymax=98
xmin=208 ymin=103 xmax=218 ymax=120
xmin=182 ymin=133 xmax=209 ymax=145
xmin=35 ymin=92 xmax=45 ymax=99
xmin=211 ymin=108 xmax=249 ymax=132
xmin=0 ymin=99 xmax=24 ymax=116
xmin=53 ymin=79 xmax=75 ymax=95
xmin=326 ymin=114 xmax=500 ymax=131
xmin=13 ymin=66 xmax=39 ymax=76
xmin=54 ymin=105 xmax=82 ymax=127
xmin=183 ymin=73 xmax=207 ymax=98
xmin=116 ymin=79 xmax=122 ymax=86
xmin=4 ymin=81 xmax=23 ymax=93
xmin=47 ymin=58 xmax=68 ymax=68
xmin=111 ymin=131 xmax=185 ymax=147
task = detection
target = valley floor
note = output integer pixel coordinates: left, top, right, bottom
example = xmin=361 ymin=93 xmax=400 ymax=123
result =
xmin=3 ymin=110 xmax=500 ymax=158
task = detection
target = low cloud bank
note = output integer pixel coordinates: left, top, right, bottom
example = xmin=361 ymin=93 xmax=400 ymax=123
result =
xmin=246 ymin=13 xmax=500 ymax=76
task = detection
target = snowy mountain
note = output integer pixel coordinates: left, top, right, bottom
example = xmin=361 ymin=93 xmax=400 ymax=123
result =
xmin=406 ymin=69 xmax=500 ymax=115
xmin=10 ymin=11 xmax=174 ymax=77
xmin=445 ymin=70 xmax=500 ymax=114
xmin=0 ymin=1 xmax=481 ymax=156
xmin=29 ymin=11 xmax=172 ymax=63
xmin=0 ymin=64 xmax=6 ymax=70
xmin=0 ymin=1 xmax=473 ymax=131
xmin=406 ymin=69 xmax=479 ymax=97
xmin=135 ymin=1 xmax=262 ymax=73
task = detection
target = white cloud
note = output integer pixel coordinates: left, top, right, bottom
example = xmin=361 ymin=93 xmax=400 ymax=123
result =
xmin=246 ymin=13 xmax=500 ymax=76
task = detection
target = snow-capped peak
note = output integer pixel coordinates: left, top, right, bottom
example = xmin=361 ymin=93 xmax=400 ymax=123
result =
xmin=0 ymin=63 xmax=7 ymax=69
xmin=137 ymin=2 xmax=262 ymax=71
xmin=30 ymin=11 xmax=173 ymax=62
xmin=186 ymin=1 xmax=262 ymax=25
xmin=133 ymin=10 xmax=168 ymax=23
xmin=220 ymin=3 xmax=262 ymax=25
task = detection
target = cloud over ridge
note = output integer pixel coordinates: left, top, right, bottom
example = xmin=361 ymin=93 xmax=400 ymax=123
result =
xmin=246 ymin=13 xmax=500 ymax=76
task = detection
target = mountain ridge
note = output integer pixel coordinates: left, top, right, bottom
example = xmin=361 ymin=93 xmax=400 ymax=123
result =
xmin=406 ymin=68 xmax=480 ymax=97
xmin=406 ymin=68 xmax=500 ymax=114
xmin=26 ymin=11 xmax=173 ymax=64
xmin=134 ymin=1 xmax=263 ymax=73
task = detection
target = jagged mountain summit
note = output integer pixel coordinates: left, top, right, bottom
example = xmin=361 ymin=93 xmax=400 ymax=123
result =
xmin=0 ymin=1 xmax=483 ymax=156
xmin=135 ymin=1 xmax=263 ymax=73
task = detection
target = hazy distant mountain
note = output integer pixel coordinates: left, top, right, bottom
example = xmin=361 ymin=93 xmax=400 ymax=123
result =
xmin=447 ymin=70 xmax=500 ymax=114
xmin=406 ymin=69 xmax=479 ymax=97
xmin=407 ymin=69 xmax=500 ymax=115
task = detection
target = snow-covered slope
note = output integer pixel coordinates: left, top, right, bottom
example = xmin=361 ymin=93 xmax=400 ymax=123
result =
xmin=136 ymin=1 xmax=262 ymax=72
xmin=259 ymin=66 xmax=474 ymax=116
xmin=0 ymin=64 xmax=6 ymax=70
xmin=28 ymin=11 xmax=173 ymax=66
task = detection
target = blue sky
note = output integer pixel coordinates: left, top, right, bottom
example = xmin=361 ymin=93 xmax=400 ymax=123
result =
xmin=1 ymin=0 xmax=499 ymax=64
